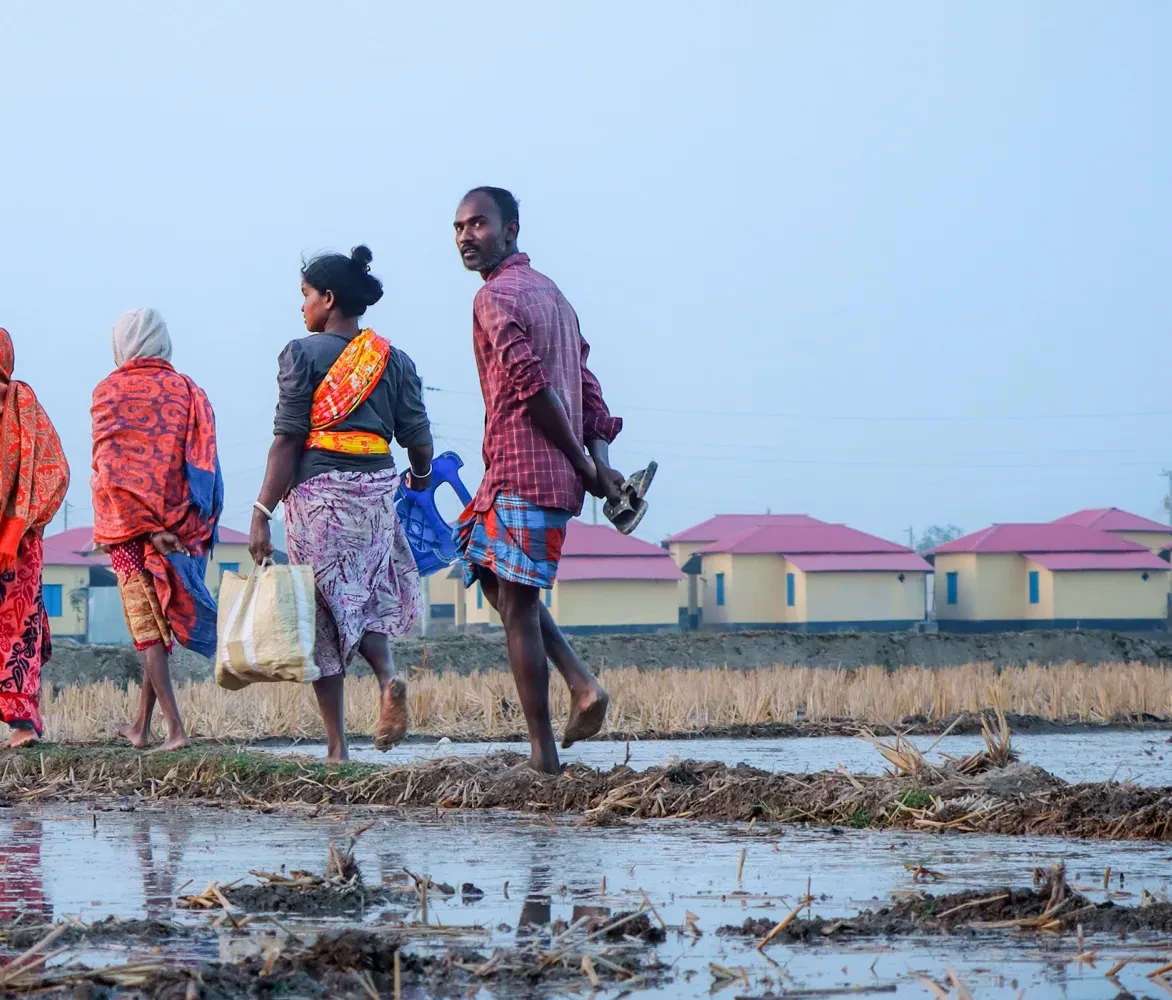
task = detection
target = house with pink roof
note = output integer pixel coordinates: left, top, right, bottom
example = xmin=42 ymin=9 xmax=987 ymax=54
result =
xmin=669 ymin=516 xmax=930 ymax=632
xmin=40 ymin=525 xmax=264 ymax=643
xmin=929 ymin=523 xmax=1170 ymax=632
xmin=1053 ymin=507 xmax=1172 ymax=555
xmin=461 ymin=520 xmax=683 ymax=634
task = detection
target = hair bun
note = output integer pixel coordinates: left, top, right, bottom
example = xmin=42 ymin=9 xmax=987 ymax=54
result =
xmin=350 ymin=245 xmax=374 ymax=272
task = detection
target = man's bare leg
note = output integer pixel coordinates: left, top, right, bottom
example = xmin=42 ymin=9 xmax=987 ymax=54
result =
xmin=115 ymin=668 xmax=158 ymax=749
xmin=361 ymin=632 xmax=407 ymax=750
xmin=312 ymin=674 xmax=347 ymax=762
xmin=494 ymin=577 xmax=559 ymax=774
xmin=142 ymin=645 xmax=189 ymax=751
xmin=480 ymin=575 xmax=608 ymax=747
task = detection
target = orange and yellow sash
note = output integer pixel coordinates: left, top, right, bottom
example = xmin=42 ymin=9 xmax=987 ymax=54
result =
xmin=305 ymin=329 xmax=392 ymax=455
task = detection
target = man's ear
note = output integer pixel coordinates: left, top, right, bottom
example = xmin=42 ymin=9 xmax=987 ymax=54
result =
xmin=507 ymin=220 xmax=520 ymax=244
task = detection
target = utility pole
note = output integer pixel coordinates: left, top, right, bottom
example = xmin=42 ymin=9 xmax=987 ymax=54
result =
xmin=907 ymin=526 xmax=915 ymax=550
xmin=592 ymin=496 xmax=598 ymax=525
xmin=1162 ymin=470 xmax=1172 ymax=527
xmin=63 ymin=499 xmax=70 ymax=531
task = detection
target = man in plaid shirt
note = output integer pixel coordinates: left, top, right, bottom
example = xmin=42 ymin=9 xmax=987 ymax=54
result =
xmin=453 ymin=186 xmax=624 ymax=774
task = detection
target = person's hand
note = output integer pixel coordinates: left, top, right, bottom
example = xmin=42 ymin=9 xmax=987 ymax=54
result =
xmin=596 ymin=465 xmax=626 ymax=506
xmin=150 ymin=531 xmax=187 ymax=556
xmin=249 ymin=513 xmax=274 ymax=563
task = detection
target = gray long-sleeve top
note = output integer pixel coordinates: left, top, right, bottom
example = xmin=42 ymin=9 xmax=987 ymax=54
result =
xmin=273 ymin=331 xmax=433 ymax=487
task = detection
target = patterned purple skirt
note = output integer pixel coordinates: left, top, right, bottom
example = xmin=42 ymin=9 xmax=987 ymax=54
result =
xmin=284 ymin=468 xmax=421 ymax=678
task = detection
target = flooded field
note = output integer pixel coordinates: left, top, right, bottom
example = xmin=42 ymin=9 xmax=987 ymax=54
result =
xmin=2 ymin=802 xmax=1172 ymax=998
xmin=262 ymin=730 xmax=1172 ymax=786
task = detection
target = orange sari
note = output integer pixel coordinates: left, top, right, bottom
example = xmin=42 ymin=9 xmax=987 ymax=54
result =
xmin=304 ymin=329 xmax=392 ymax=455
xmin=0 ymin=329 xmax=70 ymax=734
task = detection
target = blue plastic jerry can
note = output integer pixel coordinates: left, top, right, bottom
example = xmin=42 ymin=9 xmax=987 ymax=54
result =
xmin=394 ymin=450 xmax=473 ymax=577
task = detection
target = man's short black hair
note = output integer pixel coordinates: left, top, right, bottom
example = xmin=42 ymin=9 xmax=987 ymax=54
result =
xmin=465 ymin=186 xmax=519 ymax=228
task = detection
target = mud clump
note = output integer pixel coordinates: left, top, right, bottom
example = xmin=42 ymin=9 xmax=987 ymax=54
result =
xmin=0 ymin=917 xmax=186 ymax=951
xmin=222 ymin=882 xmax=385 ymax=916
xmin=720 ymin=876 xmax=1172 ymax=942
xmin=5 ymin=928 xmax=665 ymax=999
xmin=592 ymin=911 xmax=667 ymax=944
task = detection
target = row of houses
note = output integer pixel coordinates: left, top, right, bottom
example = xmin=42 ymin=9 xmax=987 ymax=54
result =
xmin=35 ymin=506 xmax=1172 ymax=642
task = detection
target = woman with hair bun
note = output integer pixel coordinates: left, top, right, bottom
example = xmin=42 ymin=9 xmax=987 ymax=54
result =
xmin=249 ymin=246 xmax=433 ymax=762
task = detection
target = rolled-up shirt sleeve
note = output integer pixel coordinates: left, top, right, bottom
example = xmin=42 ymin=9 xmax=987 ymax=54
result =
xmin=392 ymin=352 xmax=433 ymax=448
xmin=580 ymin=334 xmax=623 ymax=443
xmin=273 ymin=341 xmax=313 ymax=437
xmin=475 ymin=285 xmax=550 ymax=401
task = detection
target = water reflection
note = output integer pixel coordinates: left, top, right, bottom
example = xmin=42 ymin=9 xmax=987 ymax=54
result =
xmin=133 ymin=817 xmax=190 ymax=919
xmin=0 ymin=821 xmax=51 ymax=922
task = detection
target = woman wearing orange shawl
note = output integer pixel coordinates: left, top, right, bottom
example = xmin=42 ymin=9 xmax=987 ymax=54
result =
xmin=250 ymin=247 xmax=431 ymax=762
xmin=92 ymin=308 xmax=223 ymax=752
xmin=0 ymin=328 xmax=70 ymax=748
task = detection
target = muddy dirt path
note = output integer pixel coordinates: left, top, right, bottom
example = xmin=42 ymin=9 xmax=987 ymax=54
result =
xmin=3 ymin=743 xmax=1170 ymax=840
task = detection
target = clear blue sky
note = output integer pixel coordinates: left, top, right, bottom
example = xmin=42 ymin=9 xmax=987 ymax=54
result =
xmin=2 ymin=1 xmax=1168 ymax=545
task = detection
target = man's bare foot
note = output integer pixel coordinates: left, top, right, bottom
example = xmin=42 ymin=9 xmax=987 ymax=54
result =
xmin=6 ymin=729 xmax=40 ymax=749
xmin=374 ymin=678 xmax=409 ymax=751
xmin=528 ymin=753 xmax=561 ymax=775
xmin=324 ymin=749 xmax=350 ymax=763
xmin=115 ymin=723 xmax=151 ymax=749
xmin=561 ymin=686 xmax=609 ymax=749
xmin=148 ymin=733 xmax=190 ymax=753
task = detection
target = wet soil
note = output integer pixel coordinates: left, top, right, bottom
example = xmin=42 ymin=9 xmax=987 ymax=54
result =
xmin=4 ymin=745 xmax=1171 ymax=841
xmin=221 ymin=882 xmax=387 ymax=916
xmin=720 ymin=870 xmax=1172 ymax=942
xmin=0 ymin=917 xmax=189 ymax=951
xmin=2 ymin=926 xmax=666 ymax=999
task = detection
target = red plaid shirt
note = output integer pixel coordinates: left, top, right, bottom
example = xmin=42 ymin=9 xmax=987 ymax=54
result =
xmin=470 ymin=253 xmax=622 ymax=514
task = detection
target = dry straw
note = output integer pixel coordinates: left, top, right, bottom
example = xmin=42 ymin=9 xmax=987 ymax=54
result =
xmin=24 ymin=660 xmax=1172 ymax=744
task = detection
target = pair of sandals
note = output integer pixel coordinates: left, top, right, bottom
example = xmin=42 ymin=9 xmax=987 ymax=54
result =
xmin=603 ymin=461 xmax=657 ymax=535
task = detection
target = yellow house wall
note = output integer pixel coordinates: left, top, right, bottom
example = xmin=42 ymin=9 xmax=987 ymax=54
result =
xmin=1052 ymin=569 xmax=1169 ymax=620
xmin=804 ymin=572 xmax=926 ymax=623
xmin=207 ymin=543 xmax=255 ymax=597
xmin=1022 ymin=560 xmax=1055 ymax=620
xmin=41 ymin=566 xmax=89 ymax=638
xmin=704 ymin=553 xmax=791 ymax=625
xmin=552 ymin=580 xmax=679 ymax=627
xmin=935 ymin=552 xmax=1031 ymax=622
xmin=1115 ymin=531 xmax=1172 ymax=554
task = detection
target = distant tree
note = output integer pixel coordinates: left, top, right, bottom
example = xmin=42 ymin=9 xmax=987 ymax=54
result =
xmin=915 ymin=524 xmax=963 ymax=553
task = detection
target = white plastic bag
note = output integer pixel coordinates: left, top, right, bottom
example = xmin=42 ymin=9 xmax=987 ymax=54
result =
xmin=215 ymin=563 xmax=319 ymax=690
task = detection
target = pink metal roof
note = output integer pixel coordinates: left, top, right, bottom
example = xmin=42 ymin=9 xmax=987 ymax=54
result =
xmin=42 ymin=527 xmax=110 ymax=567
xmin=1027 ymin=551 xmax=1170 ymax=572
xmin=931 ymin=523 xmax=1149 ymax=555
xmin=666 ymin=514 xmax=825 ymax=544
xmin=218 ymin=526 xmax=250 ymax=545
xmin=1053 ymin=507 xmax=1172 ymax=534
xmin=700 ymin=522 xmax=910 ymax=556
xmin=785 ymin=552 xmax=933 ymax=573
xmin=563 ymin=520 xmax=672 ymax=557
xmin=557 ymin=556 xmax=684 ymax=582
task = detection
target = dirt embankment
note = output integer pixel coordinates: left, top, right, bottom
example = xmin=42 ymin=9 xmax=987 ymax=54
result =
xmin=43 ymin=628 xmax=1172 ymax=688
xmin=4 ymin=745 xmax=1171 ymax=841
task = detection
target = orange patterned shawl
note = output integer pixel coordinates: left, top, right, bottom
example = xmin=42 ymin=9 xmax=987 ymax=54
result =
xmin=0 ymin=329 xmax=70 ymax=568
xmin=309 ymin=329 xmax=391 ymax=430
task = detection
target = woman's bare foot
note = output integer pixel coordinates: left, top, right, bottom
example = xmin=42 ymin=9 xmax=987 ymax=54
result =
xmin=324 ymin=748 xmax=350 ymax=763
xmin=6 ymin=728 xmax=40 ymax=749
xmin=115 ymin=723 xmax=151 ymax=749
xmin=374 ymin=678 xmax=409 ymax=751
xmin=561 ymin=686 xmax=609 ymax=749
xmin=149 ymin=733 xmax=190 ymax=753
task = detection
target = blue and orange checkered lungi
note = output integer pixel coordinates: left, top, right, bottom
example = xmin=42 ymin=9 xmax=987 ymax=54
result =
xmin=454 ymin=493 xmax=571 ymax=589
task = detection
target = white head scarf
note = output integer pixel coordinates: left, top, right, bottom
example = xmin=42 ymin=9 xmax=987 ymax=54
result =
xmin=112 ymin=308 xmax=173 ymax=367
